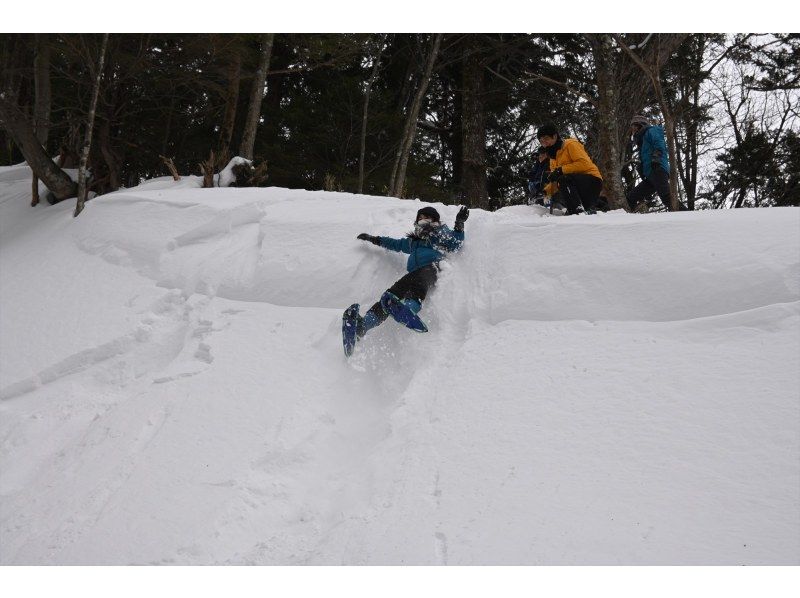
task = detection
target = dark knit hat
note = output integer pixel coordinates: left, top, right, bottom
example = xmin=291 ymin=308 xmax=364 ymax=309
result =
xmin=536 ymin=123 xmax=559 ymax=139
xmin=630 ymin=115 xmax=650 ymax=127
xmin=416 ymin=206 xmax=440 ymax=222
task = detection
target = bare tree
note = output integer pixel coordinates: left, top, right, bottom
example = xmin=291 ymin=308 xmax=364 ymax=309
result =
xmin=669 ymin=34 xmax=745 ymax=210
xmin=672 ymin=35 xmax=707 ymax=211
xmin=75 ymin=33 xmax=109 ymax=217
xmin=585 ymin=34 xmax=626 ymax=210
xmin=706 ymin=57 xmax=799 ymax=208
xmin=239 ymin=33 xmax=275 ymax=160
xmin=219 ymin=43 xmax=242 ymax=156
xmin=388 ymin=33 xmax=443 ymax=198
xmin=460 ymin=34 xmax=489 ymax=209
xmin=0 ymin=35 xmax=77 ymax=202
xmin=358 ymin=34 xmax=386 ymax=194
xmin=0 ymin=97 xmax=78 ymax=201
xmin=31 ymin=33 xmax=51 ymax=206
xmin=199 ymin=150 xmax=217 ymax=188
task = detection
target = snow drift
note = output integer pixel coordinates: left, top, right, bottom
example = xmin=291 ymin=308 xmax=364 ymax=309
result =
xmin=1 ymin=165 xmax=798 ymax=565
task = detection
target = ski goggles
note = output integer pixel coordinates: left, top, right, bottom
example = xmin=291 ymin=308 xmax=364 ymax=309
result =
xmin=415 ymin=218 xmax=440 ymax=227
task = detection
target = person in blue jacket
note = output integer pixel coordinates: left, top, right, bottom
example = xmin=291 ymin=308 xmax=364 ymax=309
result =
xmin=527 ymin=146 xmax=550 ymax=204
xmin=348 ymin=205 xmax=469 ymax=342
xmin=627 ymin=115 xmax=686 ymax=212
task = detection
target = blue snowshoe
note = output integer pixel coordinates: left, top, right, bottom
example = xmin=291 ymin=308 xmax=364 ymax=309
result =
xmin=342 ymin=303 xmax=361 ymax=357
xmin=380 ymin=291 xmax=428 ymax=333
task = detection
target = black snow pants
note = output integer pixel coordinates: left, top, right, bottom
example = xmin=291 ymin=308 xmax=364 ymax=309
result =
xmin=627 ymin=164 xmax=685 ymax=211
xmin=559 ymin=174 xmax=602 ymax=215
xmin=365 ymin=264 xmax=439 ymax=326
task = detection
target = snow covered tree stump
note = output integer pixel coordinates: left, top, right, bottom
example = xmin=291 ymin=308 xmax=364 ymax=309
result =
xmin=216 ymin=157 xmax=268 ymax=188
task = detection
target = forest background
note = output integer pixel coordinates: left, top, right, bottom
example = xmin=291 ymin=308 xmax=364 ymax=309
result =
xmin=2 ymin=29 xmax=797 ymax=214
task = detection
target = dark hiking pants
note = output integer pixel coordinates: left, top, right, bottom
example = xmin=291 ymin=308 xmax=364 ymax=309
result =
xmin=560 ymin=174 xmax=602 ymax=215
xmin=365 ymin=264 xmax=439 ymax=326
xmin=627 ymin=164 xmax=685 ymax=211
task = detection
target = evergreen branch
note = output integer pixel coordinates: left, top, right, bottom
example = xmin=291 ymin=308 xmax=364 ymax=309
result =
xmin=520 ymin=70 xmax=597 ymax=107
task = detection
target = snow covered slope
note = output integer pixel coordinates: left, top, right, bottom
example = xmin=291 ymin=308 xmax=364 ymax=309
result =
xmin=1 ymin=165 xmax=798 ymax=565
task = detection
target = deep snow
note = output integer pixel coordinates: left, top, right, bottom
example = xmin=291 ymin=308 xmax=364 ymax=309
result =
xmin=1 ymin=164 xmax=798 ymax=565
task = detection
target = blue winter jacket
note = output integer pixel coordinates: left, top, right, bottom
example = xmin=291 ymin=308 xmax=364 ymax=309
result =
xmin=378 ymin=225 xmax=464 ymax=272
xmin=637 ymin=125 xmax=670 ymax=177
xmin=527 ymin=159 xmax=549 ymax=196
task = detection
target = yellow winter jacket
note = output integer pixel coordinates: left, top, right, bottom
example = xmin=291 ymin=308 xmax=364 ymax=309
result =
xmin=544 ymin=138 xmax=602 ymax=196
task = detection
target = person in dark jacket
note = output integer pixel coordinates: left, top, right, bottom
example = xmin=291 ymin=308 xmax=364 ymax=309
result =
xmin=347 ymin=205 xmax=469 ymax=343
xmin=527 ymin=146 xmax=550 ymax=205
xmin=627 ymin=115 xmax=686 ymax=212
xmin=537 ymin=123 xmax=603 ymax=215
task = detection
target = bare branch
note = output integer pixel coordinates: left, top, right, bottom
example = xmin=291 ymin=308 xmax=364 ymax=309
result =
xmin=702 ymin=33 xmax=756 ymax=75
xmin=520 ymin=70 xmax=598 ymax=107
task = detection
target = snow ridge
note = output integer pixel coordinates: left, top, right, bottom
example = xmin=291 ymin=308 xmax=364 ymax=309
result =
xmin=1 ymin=165 xmax=798 ymax=565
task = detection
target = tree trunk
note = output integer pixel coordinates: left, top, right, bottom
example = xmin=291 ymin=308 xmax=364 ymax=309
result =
xmin=263 ymin=37 xmax=287 ymax=145
xmin=219 ymin=51 xmax=241 ymax=155
xmin=436 ymin=75 xmax=452 ymax=190
xmin=239 ymin=33 xmax=275 ymax=160
xmin=33 ymin=34 xmax=51 ymax=145
xmin=651 ymin=64 xmax=681 ymax=211
xmin=661 ymin=100 xmax=681 ymax=211
xmin=676 ymin=90 xmax=700 ymax=211
xmin=674 ymin=35 xmax=706 ymax=211
xmin=160 ymin=155 xmax=181 ymax=181
xmin=388 ymin=33 xmax=443 ymax=198
xmin=686 ymin=88 xmax=698 ymax=211
xmin=359 ymin=36 xmax=385 ymax=194
xmin=31 ymin=33 xmax=52 ymax=206
xmin=395 ymin=38 xmax=419 ymax=113
xmin=75 ymin=33 xmax=109 ymax=217
xmin=460 ymin=34 xmax=488 ymax=210
xmin=0 ymin=97 xmax=77 ymax=201
xmin=99 ymin=118 xmax=121 ymax=191
xmin=587 ymin=34 xmax=627 ymax=210
xmin=451 ymin=66 xmax=464 ymax=197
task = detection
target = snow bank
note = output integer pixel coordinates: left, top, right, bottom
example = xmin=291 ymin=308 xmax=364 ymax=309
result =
xmin=1 ymin=164 xmax=798 ymax=565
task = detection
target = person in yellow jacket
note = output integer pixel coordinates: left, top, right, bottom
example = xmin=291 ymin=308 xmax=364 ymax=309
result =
xmin=537 ymin=123 xmax=602 ymax=215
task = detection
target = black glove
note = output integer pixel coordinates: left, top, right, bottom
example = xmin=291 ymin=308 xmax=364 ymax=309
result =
xmin=455 ymin=206 xmax=469 ymax=231
xmin=357 ymin=233 xmax=380 ymax=246
xmin=547 ymin=167 xmax=563 ymax=182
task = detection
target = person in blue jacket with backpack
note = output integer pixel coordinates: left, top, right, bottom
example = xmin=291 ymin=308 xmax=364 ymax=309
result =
xmin=627 ymin=115 xmax=686 ymax=212
xmin=342 ymin=205 xmax=469 ymax=356
xmin=527 ymin=146 xmax=550 ymax=205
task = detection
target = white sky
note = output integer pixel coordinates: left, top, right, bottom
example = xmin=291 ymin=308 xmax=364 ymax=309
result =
xmin=1 ymin=1 xmax=796 ymax=32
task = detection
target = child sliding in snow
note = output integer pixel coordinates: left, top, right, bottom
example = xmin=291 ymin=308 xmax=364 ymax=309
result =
xmin=342 ymin=205 xmax=469 ymax=357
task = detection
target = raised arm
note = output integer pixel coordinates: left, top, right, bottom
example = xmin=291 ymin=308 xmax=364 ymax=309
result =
xmin=431 ymin=207 xmax=468 ymax=252
xmin=356 ymin=233 xmax=413 ymax=254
